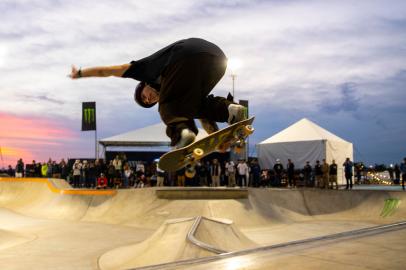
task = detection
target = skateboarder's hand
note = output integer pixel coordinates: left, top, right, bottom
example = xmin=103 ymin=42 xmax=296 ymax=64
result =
xmin=69 ymin=65 xmax=81 ymax=79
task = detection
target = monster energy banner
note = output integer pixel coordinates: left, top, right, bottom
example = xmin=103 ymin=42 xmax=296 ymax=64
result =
xmin=82 ymin=102 xmax=96 ymax=131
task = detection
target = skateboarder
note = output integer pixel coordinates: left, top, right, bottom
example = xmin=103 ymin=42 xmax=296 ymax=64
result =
xmin=70 ymin=38 xmax=247 ymax=148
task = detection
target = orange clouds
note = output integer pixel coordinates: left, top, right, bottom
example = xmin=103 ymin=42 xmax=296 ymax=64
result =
xmin=0 ymin=112 xmax=78 ymax=167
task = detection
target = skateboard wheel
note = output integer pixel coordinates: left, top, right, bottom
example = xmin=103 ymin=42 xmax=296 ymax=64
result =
xmin=244 ymin=125 xmax=254 ymax=135
xmin=193 ymin=148 xmax=204 ymax=158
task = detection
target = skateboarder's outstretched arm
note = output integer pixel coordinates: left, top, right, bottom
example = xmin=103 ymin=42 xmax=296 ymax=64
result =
xmin=69 ymin=64 xmax=131 ymax=79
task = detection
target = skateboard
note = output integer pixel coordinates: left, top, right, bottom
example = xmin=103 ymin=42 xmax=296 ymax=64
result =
xmin=158 ymin=117 xmax=255 ymax=176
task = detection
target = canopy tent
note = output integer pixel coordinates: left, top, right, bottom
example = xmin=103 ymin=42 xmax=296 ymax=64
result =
xmin=99 ymin=123 xmax=208 ymax=148
xmin=257 ymin=118 xmax=353 ymax=184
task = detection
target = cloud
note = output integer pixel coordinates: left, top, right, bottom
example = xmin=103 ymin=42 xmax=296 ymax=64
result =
xmin=20 ymin=93 xmax=65 ymax=105
xmin=0 ymin=0 xmax=405 ymax=164
xmin=320 ymin=82 xmax=361 ymax=114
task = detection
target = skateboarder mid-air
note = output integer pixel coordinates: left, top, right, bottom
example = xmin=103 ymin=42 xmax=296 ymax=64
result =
xmin=69 ymin=38 xmax=247 ymax=148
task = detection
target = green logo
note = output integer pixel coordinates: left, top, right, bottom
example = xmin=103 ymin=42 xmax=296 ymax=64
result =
xmin=380 ymin=198 xmax=401 ymax=218
xmin=84 ymin=108 xmax=95 ymax=124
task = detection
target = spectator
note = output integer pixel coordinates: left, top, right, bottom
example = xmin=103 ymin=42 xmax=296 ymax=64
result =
xmin=15 ymin=158 xmax=24 ymax=178
xmin=135 ymin=171 xmax=146 ymax=188
xmin=355 ymin=162 xmax=364 ymax=184
xmin=81 ymin=160 xmax=89 ymax=188
xmin=41 ymin=162 xmax=48 ymax=178
xmin=225 ymin=160 xmax=236 ymax=187
xmin=250 ymin=159 xmax=261 ymax=188
xmin=303 ymin=161 xmax=312 ymax=187
xmin=321 ymin=159 xmax=329 ymax=189
xmin=210 ymin=159 xmax=221 ymax=187
xmin=107 ymin=161 xmax=116 ymax=188
xmin=286 ymin=159 xmax=295 ymax=188
xmin=94 ymin=159 xmax=103 ymax=182
xmin=176 ymin=168 xmax=186 ymax=187
xmin=123 ymin=163 xmax=132 ymax=188
xmin=237 ymin=159 xmax=249 ymax=187
xmin=314 ymin=160 xmax=322 ymax=188
xmin=72 ymin=160 xmax=82 ymax=188
xmin=52 ymin=160 xmax=61 ymax=179
xmin=7 ymin=165 xmax=15 ymax=177
xmin=196 ymin=162 xmax=209 ymax=186
xmin=156 ymin=164 xmax=165 ymax=187
xmin=113 ymin=155 xmax=123 ymax=180
xmin=260 ymin=170 xmax=270 ymax=187
xmin=96 ymin=173 xmax=108 ymax=189
xmin=60 ymin=159 xmax=68 ymax=180
xmin=27 ymin=160 xmax=36 ymax=177
xmin=45 ymin=158 xmax=53 ymax=177
xmin=343 ymin=157 xmax=354 ymax=190
xmin=329 ymin=160 xmax=339 ymax=189
xmin=400 ymin=157 xmax=406 ymax=191
xmin=87 ymin=161 xmax=96 ymax=188
xmin=273 ymin=159 xmax=284 ymax=187
xmin=35 ymin=162 xmax=42 ymax=177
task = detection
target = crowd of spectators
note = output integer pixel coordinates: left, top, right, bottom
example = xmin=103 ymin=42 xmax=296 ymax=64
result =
xmin=1 ymin=156 xmax=405 ymax=190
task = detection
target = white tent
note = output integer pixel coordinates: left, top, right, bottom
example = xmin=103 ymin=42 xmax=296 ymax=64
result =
xmin=257 ymin=118 xmax=353 ymax=184
xmin=99 ymin=123 xmax=208 ymax=148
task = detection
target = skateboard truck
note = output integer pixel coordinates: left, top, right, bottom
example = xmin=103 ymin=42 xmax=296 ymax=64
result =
xmin=232 ymin=124 xmax=254 ymax=153
xmin=184 ymin=148 xmax=204 ymax=178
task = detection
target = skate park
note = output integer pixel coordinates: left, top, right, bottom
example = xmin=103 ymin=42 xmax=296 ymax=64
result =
xmin=0 ymin=177 xmax=405 ymax=269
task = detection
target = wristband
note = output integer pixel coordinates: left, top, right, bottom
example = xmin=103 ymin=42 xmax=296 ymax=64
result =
xmin=78 ymin=68 xmax=82 ymax=78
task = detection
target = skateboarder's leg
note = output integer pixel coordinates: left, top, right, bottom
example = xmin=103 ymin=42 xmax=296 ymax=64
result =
xmin=159 ymin=54 xmax=226 ymax=146
xmin=198 ymin=119 xmax=219 ymax=134
xmin=197 ymin=95 xmax=247 ymax=124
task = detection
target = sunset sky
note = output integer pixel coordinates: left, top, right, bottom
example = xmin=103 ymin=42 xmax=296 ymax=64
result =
xmin=1 ymin=0 xmax=405 ymax=168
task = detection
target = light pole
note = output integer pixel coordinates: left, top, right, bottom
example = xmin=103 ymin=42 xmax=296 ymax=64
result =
xmin=231 ymin=73 xmax=236 ymax=98
xmin=228 ymin=58 xmax=242 ymax=99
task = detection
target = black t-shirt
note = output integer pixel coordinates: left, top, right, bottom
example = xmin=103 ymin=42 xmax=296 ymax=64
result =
xmin=329 ymin=164 xmax=338 ymax=175
xmin=122 ymin=38 xmax=226 ymax=88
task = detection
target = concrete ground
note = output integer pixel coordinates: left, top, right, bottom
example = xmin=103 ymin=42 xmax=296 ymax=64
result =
xmin=0 ymin=177 xmax=405 ymax=269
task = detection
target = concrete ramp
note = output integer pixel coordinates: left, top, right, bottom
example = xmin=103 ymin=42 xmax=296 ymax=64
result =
xmin=0 ymin=178 xmax=406 ymax=269
xmin=98 ymin=216 xmax=257 ymax=269
xmin=0 ymin=229 xmax=35 ymax=251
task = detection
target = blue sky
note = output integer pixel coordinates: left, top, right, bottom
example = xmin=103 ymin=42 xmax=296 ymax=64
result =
xmin=0 ymin=0 xmax=405 ymax=166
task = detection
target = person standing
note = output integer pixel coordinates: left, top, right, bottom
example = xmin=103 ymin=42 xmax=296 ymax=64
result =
xmin=210 ymin=159 xmax=221 ymax=187
xmin=314 ymin=160 xmax=322 ymax=188
xmin=156 ymin=164 xmax=165 ymax=187
xmin=400 ymin=157 xmax=406 ymax=191
xmin=273 ymin=159 xmax=284 ymax=187
xmin=343 ymin=158 xmax=354 ymax=190
xmin=15 ymin=158 xmax=24 ymax=178
xmin=237 ymin=160 xmax=249 ymax=187
xmin=72 ymin=160 xmax=82 ymax=188
xmin=321 ymin=159 xmax=330 ymax=189
xmin=329 ymin=160 xmax=339 ymax=189
xmin=250 ymin=159 xmax=261 ymax=188
xmin=225 ymin=160 xmax=236 ymax=187
xmin=195 ymin=162 xmax=207 ymax=186
xmin=286 ymin=159 xmax=295 ymax=188
xmin=303 ymin=161 xmax=312 ymax=187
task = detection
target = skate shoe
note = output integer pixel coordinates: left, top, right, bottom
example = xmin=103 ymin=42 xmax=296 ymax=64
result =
xmin=227 ymin=104 xmax=248 ymax=124
xmin=174 ymin=128 xmax=196 ymax=149
xmin=199 ymin=119 xmax=219 ymax=134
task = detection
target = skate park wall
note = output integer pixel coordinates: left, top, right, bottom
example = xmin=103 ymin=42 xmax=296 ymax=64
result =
xmin=0 ymin=177 xmax=405 ymax=229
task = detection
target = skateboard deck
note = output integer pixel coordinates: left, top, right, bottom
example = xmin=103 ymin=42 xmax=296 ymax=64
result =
xmin=158 ymin=117 xmax=255 ymax=173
